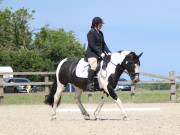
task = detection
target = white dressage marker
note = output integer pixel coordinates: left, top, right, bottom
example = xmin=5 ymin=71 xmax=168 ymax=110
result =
xmin=57 ymin=107 xmax=160 ymax=113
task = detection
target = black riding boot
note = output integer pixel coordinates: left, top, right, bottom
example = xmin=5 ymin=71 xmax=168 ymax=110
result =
xmin=86 ymin=69 xmax=96 ymax=91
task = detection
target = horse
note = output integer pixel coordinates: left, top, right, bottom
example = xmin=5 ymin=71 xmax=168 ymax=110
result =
xmin=44 ymin=50 xmax=143 ymax=120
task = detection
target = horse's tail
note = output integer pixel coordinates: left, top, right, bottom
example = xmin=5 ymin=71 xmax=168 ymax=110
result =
xmin=44 ymin=78 xmax=60 ymax=107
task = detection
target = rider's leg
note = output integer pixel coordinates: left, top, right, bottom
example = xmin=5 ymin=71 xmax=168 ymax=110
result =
xmin=86 ymin=57 xmax=97 ymax=91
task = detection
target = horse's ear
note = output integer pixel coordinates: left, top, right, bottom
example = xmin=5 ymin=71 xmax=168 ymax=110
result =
xmin=138 ymin=52 xmax=143 ymax=58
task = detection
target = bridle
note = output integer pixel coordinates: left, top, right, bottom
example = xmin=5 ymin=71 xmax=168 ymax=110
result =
xmin=110 ymin=59 xmax=140 ymax=79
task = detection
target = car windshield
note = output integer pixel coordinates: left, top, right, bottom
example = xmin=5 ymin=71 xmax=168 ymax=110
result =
xmin=15 ymin=79 xmax=29 ymax=83
xmin=119 ymin=78 xmax=127 ymax=81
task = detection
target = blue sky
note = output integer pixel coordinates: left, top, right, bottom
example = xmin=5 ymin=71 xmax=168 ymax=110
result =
xmin=1 ymin=0 xmax=180 ymax=78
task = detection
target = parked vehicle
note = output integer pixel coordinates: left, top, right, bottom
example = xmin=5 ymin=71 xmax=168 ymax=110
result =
xmin=4 ymin=77 xmax=37 ymax=93
xmin=64 ymin=83 xmax=75 ymax=92
xmin=0 ymin=66 xmax=13 ymax=78
xmin=64 ymin=79 xmax=131 ymax=92
xmin=114 ymin=78 xmax=131 ymax=91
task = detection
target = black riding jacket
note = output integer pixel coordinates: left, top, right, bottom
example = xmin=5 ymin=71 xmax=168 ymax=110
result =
xmin=85 ymin=28 xmax=111 ymax=59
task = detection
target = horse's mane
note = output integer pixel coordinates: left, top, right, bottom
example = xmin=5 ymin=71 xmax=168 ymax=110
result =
xmin=118 ymin=50 xmax=138 ymax=58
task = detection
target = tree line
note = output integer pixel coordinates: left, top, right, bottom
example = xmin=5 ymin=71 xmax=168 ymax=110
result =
xmin=0 ymin=8 xmax=85 ymax=72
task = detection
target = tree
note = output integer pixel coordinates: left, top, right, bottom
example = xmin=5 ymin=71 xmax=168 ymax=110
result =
xmin=0 ymin=47 xmax=12 ymax=66
xmin=0 ymin=8 xmax=34 ymax=49
xmin=0 ymin=47 xmax=54 ymax=72
xmin=34 ymin=26 xmax=85 ymax=66
xmin=12 ymin=48 xmax=54 ymax=72
xmin=0 ymin=8 xmax=85 ymax=72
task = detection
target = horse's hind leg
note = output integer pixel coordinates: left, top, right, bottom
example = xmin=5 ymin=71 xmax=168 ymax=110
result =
xmin=75 ymin=88 xmax=90 ymax=120
xmin=52 ymin=83 xmax=64 ymax=120
xmin=93 ymin=95 xmax=105 ymax=119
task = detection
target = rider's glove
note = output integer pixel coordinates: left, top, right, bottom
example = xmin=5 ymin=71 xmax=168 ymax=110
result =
xmin=100 ymin=53 xmax=105 ymax=58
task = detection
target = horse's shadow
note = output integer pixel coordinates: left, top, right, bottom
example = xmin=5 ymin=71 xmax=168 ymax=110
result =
xmin=89 ymin=118 xmax=122 ymax=121
xmin=89 ymin=117 xmax=141 ymax=121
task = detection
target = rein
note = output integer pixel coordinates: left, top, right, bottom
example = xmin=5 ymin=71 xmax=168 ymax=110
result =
xmin=110 ymin=61 xmax=130 ymax=75
xmin=110 ymin=61 xmax=117 ymax=67
xmin=100 ymin=60 xmax=124 ymax=79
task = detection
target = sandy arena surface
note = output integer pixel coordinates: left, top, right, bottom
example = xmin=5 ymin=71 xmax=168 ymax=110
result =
xmin=0 ymin=103 xmax=180 ymax=135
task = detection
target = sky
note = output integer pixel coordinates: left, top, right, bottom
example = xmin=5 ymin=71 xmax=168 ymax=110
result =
xmin=1 ymin=0 xmax=180 ymax=79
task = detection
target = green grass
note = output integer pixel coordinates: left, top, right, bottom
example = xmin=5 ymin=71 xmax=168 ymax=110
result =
xmin=1 ymin=90 xmax=180 ymax=105
xmin=1 ymin=94 xmax=45 ymax=104
xmin=121 ymin=91 xmax=169 ymax=103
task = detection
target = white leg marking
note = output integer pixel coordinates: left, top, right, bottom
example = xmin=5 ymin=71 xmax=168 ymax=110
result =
xmin=115 ymin=98 xmax=128 ymax=120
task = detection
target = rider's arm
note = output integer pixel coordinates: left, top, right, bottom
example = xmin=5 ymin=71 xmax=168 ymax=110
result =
xmin=104 ymin=42 xmax=111 ymax=55
xmin=100 ymin=32 xmax=111 ymax=55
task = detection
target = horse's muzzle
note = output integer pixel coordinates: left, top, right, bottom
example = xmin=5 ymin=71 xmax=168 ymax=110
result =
xmin=132 ymin=75 xmax=140 ymax=83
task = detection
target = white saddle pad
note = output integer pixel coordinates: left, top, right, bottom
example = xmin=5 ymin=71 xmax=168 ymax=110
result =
xmin=76 ymin=58 xmax=89 ymax=78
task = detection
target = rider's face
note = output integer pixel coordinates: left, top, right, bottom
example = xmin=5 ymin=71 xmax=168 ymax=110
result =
xmin=97 ymin=23 xmax=103 ymax=30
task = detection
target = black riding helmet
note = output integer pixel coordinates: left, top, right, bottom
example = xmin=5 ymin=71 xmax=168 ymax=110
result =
xmin=91 ymin=17 xmax=104 ymax=28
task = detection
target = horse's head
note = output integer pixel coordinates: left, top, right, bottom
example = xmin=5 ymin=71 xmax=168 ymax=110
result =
xmin=121 ymin=52 xmax=143 ymax=83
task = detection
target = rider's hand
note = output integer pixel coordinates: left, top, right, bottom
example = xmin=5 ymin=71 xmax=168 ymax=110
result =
xmin=107 ymin=52 xmax=111 ymax=56
xmin=100 ymin=53 xmax=105 ymax=58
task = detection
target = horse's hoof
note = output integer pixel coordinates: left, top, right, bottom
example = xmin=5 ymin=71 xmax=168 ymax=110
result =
xmin=93 ymin=114 xmax=97 ymax=120
xmin=51 ymin=117 xmax=56 ymax=121
xmin=83 ymin=115 xmax=90 ymax=120
xmin=94 ymin=117 xmax=97 ymax=120
xmin=51 ymin=114 xmax=57 ymax=121
xmin=123 ymin=116 xmax=128 ymax=121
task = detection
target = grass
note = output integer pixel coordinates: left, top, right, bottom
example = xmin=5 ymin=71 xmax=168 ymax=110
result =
xmin=1 ymin=90 xmax=180 ymax=105
xmin=1 ymin=93 xmax=45 ymax=104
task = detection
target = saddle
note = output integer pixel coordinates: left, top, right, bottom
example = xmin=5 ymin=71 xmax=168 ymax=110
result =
xmin=75 ymin=55 xmax=111 ymax=78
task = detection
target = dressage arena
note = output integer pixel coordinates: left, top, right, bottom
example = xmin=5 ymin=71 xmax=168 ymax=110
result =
xmin=0 ymin=103 xmax=180 ymax=135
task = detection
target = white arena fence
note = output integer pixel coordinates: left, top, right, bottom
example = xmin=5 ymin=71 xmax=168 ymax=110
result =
xmin=0 ymin=71 xmax=180 ymax=103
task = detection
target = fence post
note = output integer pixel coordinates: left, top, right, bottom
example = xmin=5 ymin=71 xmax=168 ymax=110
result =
xmin=45 ymin=76 xmax=49 ymax=94
xmin=131 ymin=84 xmax=135 ymax=97
xmin=131 ymin=84 xmax=136 ymax=102
xmin=87 ymin=93 xmax=93 ymax=103
xmin=0 ymin=75 xmax=4 ymax=103
xmin=169 ymin=71 xmax=176 ymax=102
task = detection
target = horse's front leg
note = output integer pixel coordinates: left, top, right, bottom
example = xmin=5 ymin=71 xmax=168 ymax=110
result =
xmin=115 ymin=97 xmax=128 ymax=120
xmin=75 ymin=88 xmax=90 ymax=120
xmin=108 ymin=85 xmax=128 ymax=120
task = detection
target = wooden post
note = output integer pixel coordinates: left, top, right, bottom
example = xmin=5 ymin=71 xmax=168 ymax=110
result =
xmin=169 ymin=71 xmax=176 ymax=102
xmin=131 ymin=84 xmax=135 ymax=98
xmin=88 ymin=93 xmax=93 ymax=103
xmin=0 ymin=75 xmax=4 ymax=103
xmin=45 ymin=76 xmax=49 ymax=94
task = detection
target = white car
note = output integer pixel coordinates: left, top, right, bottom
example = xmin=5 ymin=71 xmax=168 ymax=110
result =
xmin=115 ymin=78 xmax=131 ymax=91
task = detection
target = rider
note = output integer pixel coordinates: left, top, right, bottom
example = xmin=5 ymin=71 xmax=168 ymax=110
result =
xmin=85 ymin=17 xmax=111 ymax=91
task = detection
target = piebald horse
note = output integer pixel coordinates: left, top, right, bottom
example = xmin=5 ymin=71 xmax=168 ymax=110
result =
xmin=45 ymin=50 xmax=142 ymax=120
